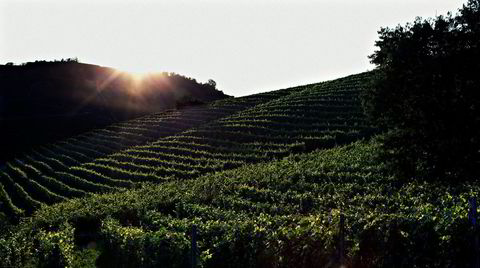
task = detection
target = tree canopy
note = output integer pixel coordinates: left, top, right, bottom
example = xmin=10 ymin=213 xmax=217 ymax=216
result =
xmin=363 ymin=0 xmax=480 ymax=181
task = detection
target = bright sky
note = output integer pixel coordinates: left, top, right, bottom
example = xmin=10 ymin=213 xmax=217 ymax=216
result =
xmin=0 ymin=0 xmax=467 ymax=96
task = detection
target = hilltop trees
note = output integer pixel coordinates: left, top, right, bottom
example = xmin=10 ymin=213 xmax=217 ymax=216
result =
xmin=363 ymin=0 xmax=480 ymax=181
xmin=207 ymin=79 xmax=217 ymax=89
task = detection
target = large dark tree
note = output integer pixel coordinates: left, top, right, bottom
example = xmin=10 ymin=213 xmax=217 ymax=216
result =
xmin=363 ymin=0 xmax=480 ymax=181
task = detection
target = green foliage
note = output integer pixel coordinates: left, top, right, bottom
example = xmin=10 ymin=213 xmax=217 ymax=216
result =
xmin=99 ymin=218 xmax=190 ymax=267
xmin=36 ymin=223 xmax=75 ymax=268
xmin=363 ymin=0 xmax=480 ymax=181
xmin=1 ymin=140 xmax=478 ymax=267
xmin=71 ymin=248 xmax=100 ymax=268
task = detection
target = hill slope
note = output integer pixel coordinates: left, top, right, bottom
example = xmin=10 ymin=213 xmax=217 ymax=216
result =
xmin=1 ymin=71 xmax=477 ymax=267
xmin=0 ymin=61 xmax=228 ymax=163
xmin=1 ymin=140 xmax=476 ymax=267
xmin=0 ymin=72 xmax=374 ymax=220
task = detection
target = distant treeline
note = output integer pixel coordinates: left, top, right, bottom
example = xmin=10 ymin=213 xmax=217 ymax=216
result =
xmin=4 ymin=57 xmax=79 ymax=66
xmin=0 ymin=60 xmax=229 ymax=163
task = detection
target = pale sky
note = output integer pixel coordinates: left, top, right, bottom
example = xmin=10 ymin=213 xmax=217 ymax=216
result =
xmin=0 ymin=0 xmax=467 ymax=96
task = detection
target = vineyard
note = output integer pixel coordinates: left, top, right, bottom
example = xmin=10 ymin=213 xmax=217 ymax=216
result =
xmin=0 ymin=72 xmax=374 ymax=220
xmin=1 ymin=71 xmax=476 ymax=267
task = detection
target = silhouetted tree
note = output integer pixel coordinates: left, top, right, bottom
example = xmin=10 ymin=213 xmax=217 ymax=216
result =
xmin=207 ymin=79 xmax=217 ymax=89
xmin=362 ymin=0 xmax=480 ymax=181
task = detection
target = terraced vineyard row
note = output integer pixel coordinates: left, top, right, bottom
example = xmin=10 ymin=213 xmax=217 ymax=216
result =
xmin=59 ymin=72 xmax=374 ymax=198
xmin=0 ymin=72 xmax=375 ymax=220
xmin=195 ymin=72 xmax=375 ymax=150
xmin=0 ymin=84 xmax=304 ymax=218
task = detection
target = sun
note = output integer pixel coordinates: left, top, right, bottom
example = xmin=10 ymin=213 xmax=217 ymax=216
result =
xmin=121 ymin=67 xmax=154 ymax=86
xmin=129 ymin=72 xmax=146 ymax=83
xmin=113 ymin=66 xmax=164 ymax=95
xmin=119 ymin=64 xmax=155 ymax=76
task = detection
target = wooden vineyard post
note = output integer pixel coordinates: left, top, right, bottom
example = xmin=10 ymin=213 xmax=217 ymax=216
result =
xmin=339 ymin=209 xmax=345 ymax=266
xmin=191 ymin=224 xmax=197 ymax=268
xmin=469 ymin=197 xmax=479 ymax=268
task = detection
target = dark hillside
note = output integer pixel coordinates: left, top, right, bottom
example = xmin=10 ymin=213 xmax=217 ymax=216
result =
xmin=0 ymin=60 xmax=228 ymax=163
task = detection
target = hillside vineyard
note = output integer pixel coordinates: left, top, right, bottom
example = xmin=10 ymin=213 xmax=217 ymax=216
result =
xmin=0 ymin=72 xmax=374 ymax=219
